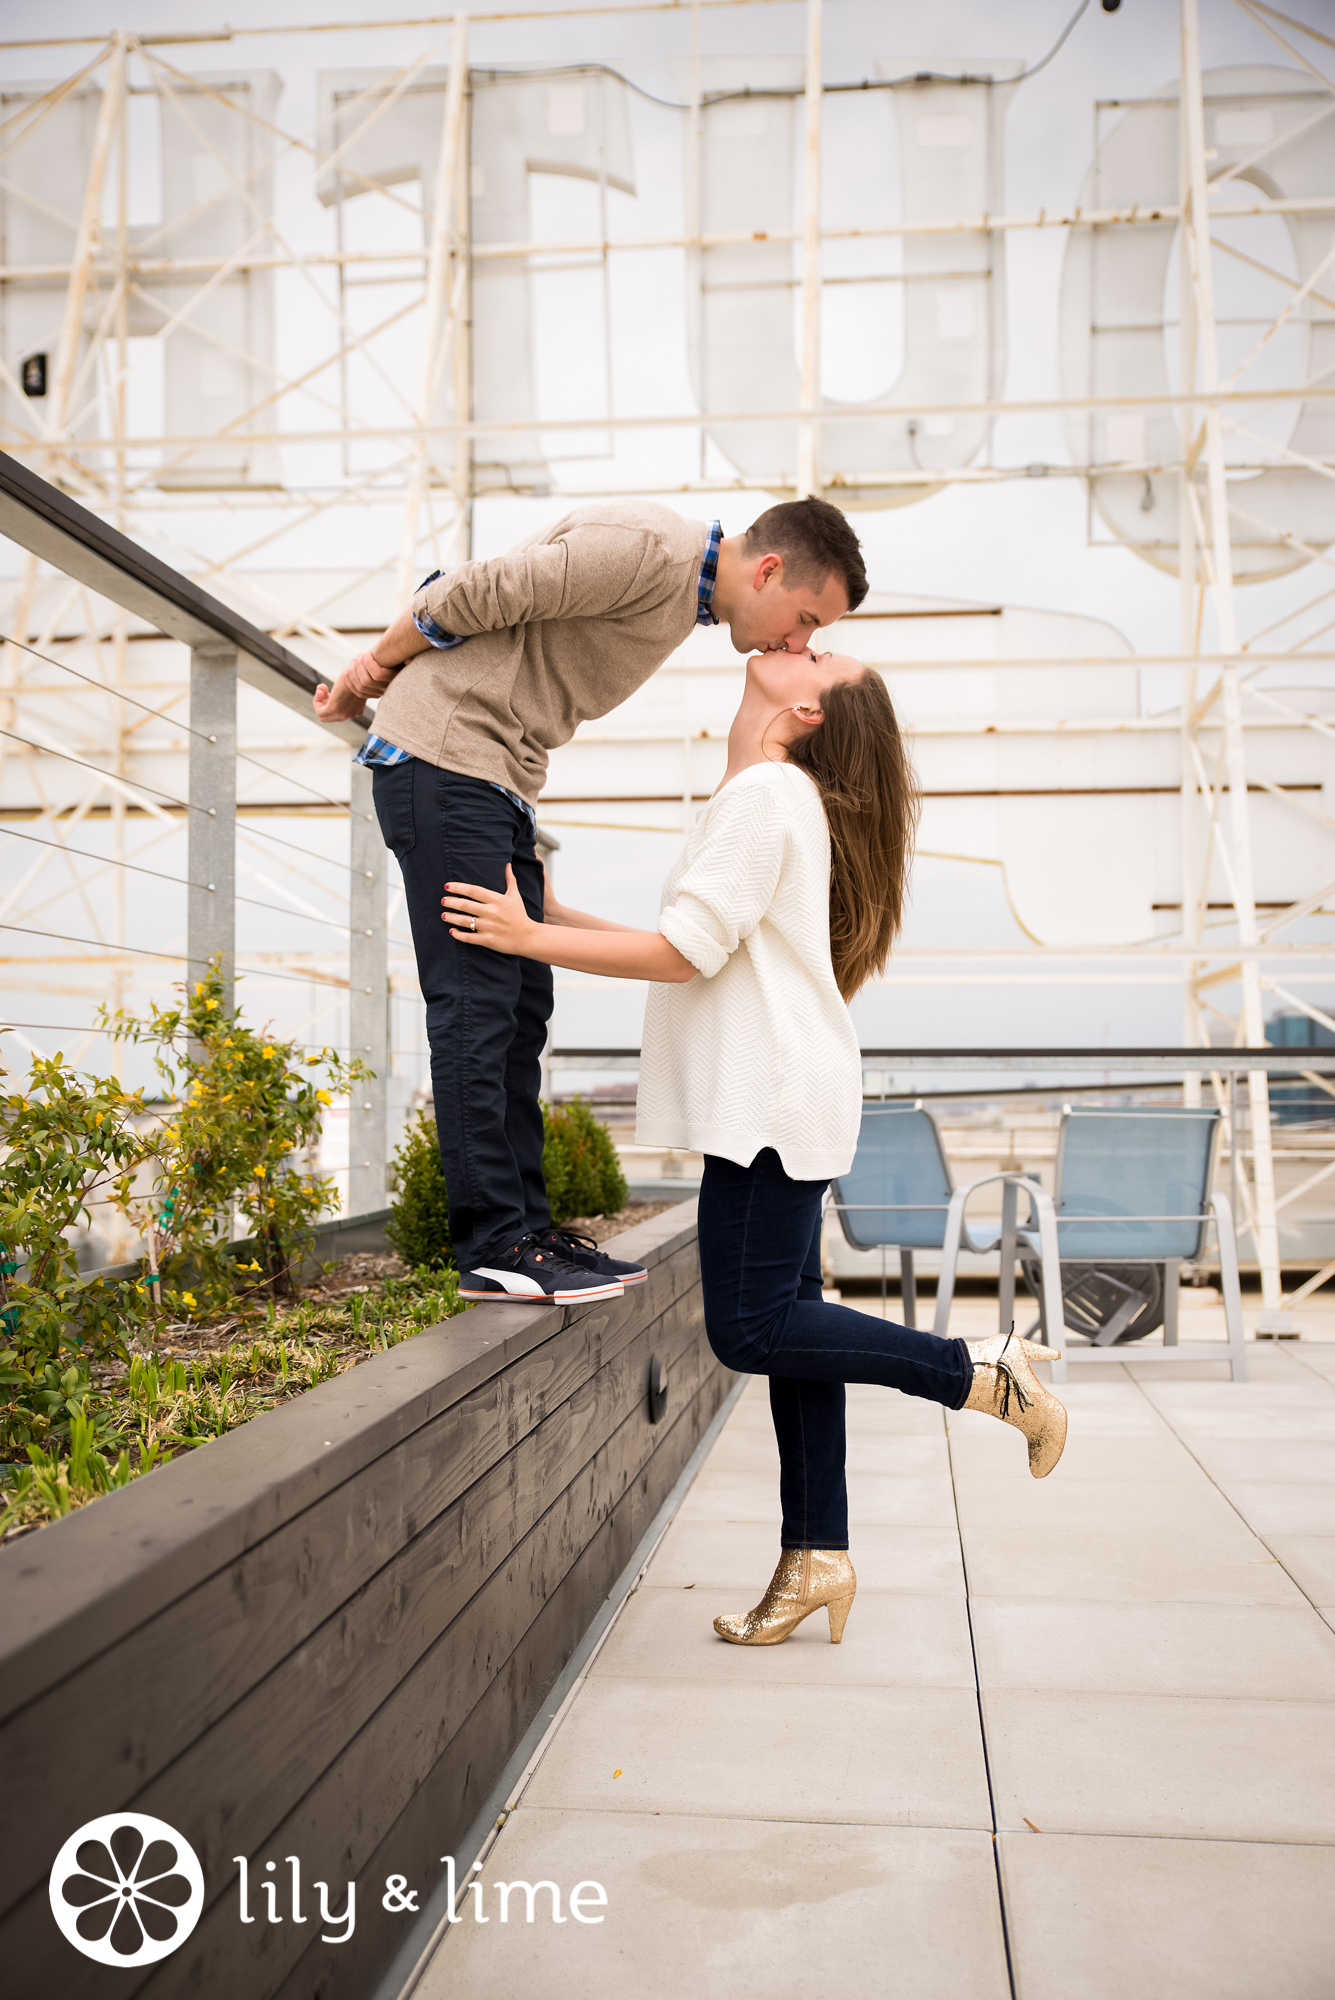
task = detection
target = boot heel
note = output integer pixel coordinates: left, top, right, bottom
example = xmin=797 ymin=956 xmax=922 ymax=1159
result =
xmin=827 ymin=1593 xmax=855 ymax=1644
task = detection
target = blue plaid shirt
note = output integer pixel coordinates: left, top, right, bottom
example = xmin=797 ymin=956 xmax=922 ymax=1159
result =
xmin=697 ymin=517 xmax=721 ymax=625
xmin=355 ymin=523 xmax=722 ymax=794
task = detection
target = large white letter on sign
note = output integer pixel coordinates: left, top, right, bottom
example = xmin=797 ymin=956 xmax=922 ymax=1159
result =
xmin=0 ymin=85 xmax=105 ymax=450
xmin=685 ymin=57 xmax=1017 ymax=506
xmin=1059 ymin=64 xmax=1335 ymax=580
xmin=137 ymin=70 xmax=283 ymax=490
xmin=318 ymin=65 xmax=634 ymax=494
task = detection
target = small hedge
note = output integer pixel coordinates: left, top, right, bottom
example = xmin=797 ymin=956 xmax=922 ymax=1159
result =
xmin=387 ymin=1099 xmax=629 ymax=1270
xmin=542 ymin=1099 xmax=629 ymax=1227
xmin=385 ymin=1112 xmax=454 ymax=1270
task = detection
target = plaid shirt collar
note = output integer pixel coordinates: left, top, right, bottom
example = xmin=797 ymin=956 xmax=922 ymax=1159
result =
xmin=696 ymin=520 xmax=722 ymax=626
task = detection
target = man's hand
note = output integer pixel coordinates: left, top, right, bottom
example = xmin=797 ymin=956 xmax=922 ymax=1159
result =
xmin=441 ymin=865 xmax=537 ymax=955
xmin=312 ymin=651 xmax=398 ymax=723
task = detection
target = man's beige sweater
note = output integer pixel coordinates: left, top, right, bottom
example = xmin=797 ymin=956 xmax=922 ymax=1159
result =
xmin=371 ymin=501 xmax=710 ymax=806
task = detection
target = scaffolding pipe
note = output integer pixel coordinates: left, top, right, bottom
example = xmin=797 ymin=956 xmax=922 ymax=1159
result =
xmin=1180 ymin=0 xmax=1286 ymax=1322
xmin=399 ymin=10 xmax=470 ymax=601
xmin=796 ymin=0 xmax=822 ymax=501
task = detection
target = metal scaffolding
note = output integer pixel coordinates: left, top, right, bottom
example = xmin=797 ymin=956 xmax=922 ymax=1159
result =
xmin=2 ymin=0 xmax=1335 ymax=1310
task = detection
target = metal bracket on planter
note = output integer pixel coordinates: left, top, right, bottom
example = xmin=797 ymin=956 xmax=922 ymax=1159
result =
xmin=648 ymin=1353 xmax=669 ymax=1424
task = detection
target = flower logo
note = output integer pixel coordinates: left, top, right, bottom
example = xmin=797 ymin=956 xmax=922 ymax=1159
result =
xmin=49 ymin=1812 xmax=205 ymax=1967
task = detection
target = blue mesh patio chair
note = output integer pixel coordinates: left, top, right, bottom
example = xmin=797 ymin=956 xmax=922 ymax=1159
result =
xmin=827 ymin=1102 xmax=1063 ymax=1345
xmin=827 ymin=1102 xmax=955 ymax=1327
xmin=934 ymin=1104 xmax=1246 ymax=1385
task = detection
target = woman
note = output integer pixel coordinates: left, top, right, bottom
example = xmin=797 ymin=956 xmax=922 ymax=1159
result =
xmin=441 ymin=646 xmax=1066 ymax=1649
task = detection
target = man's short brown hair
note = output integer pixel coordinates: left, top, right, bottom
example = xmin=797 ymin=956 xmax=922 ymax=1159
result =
xmin=743 ymin=496 xmax=868 ymax=612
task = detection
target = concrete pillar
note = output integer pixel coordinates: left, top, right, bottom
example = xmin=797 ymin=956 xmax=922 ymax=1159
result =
xmin=349 ymin=759 xmax=388 ymax=1215
xmin=187 ymin=642 xmax=236 ymax=1014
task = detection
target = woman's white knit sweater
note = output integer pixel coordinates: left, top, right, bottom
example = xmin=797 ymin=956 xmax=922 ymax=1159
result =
xmin=635 ymin=760 xmax=862 ymax=1181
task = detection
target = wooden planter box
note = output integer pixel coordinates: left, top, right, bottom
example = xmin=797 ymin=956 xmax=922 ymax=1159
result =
xmin=0 ymin=1204 xmax=729 ymax=1997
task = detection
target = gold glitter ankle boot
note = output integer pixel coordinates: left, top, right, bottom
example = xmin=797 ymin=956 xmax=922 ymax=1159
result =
xmin=713 ymin=1547 xmax=856 ymax=1646
xmin=964 ymin=1330 xmax=1068 ymax=1478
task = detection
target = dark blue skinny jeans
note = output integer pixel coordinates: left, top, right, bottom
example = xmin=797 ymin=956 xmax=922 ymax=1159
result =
xmin=697 ymin=1148 xmax=974 ymax=1549
xmin=373 ymin=759 xmax=552 ymax=1270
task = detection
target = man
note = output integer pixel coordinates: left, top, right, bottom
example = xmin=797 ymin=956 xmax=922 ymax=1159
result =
xmin=315 ymin=496 xmax=867 ymax=1305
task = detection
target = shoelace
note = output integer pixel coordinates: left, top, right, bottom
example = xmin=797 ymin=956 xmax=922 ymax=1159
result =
xmin=512 ymin=1231 xmax=593 ymax=1279
xmin=989 ymin=1330 xmax=1032 ymax=1423
xmin=548 ymin=1227 xmax=599 ymax=1255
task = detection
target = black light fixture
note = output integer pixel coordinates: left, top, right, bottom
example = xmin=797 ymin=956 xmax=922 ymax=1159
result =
xmin=21 ymin=353 xmax=47 ymax=397
xmin=1101 ymin=0 xmax=1122 ymax=12
xmin=648 ymin=1354 xmax=669 ymax=1424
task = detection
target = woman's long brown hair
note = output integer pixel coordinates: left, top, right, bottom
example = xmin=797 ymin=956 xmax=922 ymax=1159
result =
xmin=786 ymin=669 xmax=920 ymax=1001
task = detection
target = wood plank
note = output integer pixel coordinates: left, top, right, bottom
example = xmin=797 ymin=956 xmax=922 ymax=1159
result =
xmin=0 ymin=1320 xmax=724 ymax=1989
xmin=0 ymin=1247 xmax=701 ymax=1915
xmin=270 ymin=1348 xmax=734 ymax=2000
xmin=0 ymin=1207 xmax=699 ymax=1712
xmin=160 ymin=1332 xmax=731 ymax=2000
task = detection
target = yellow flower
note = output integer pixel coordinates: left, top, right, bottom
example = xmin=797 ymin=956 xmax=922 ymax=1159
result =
xmin=181 ymin=1291 xmax=198 ymax=1309
xmin=305 ymin=1054 xmax=319 ymax=1064
xmin=205 ymin=999 xmax=218 ymax=1010
xmin=316 ymin=1089 xmax=331 ymax=1106
xmin=253 ymin=1163 xmax=267 ymax=1178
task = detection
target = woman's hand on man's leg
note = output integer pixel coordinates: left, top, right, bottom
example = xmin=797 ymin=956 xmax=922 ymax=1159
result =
xmin=442 ymin=865 xmax=538 ymax=955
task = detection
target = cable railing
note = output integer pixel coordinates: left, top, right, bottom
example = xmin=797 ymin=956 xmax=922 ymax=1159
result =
xmin=0 ymin=449 xmax=393 ymax=1222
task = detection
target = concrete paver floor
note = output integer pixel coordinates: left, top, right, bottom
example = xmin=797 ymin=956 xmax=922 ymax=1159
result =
xmin=417 ymin=1295 xmax=1335 ymax=1999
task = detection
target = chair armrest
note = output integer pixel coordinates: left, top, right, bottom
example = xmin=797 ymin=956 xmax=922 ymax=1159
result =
xmin=934 ymin=1174 xmax=1060 ymax=1341
xmin=945 ymin=1172 xmax=1052 ymax=1256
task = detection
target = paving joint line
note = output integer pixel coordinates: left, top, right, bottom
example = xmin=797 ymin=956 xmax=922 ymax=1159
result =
xmin=944 ymin=1399 xmax=1019 ymax=2000
xmin=1122 ymin=1350 xmax=1335 ymax=1630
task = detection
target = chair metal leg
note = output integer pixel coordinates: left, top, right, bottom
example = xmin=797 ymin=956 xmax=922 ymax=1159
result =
xmin=1163 ymin=1260 xmax=1180 ymax=1346
xmin=901 ymin=1248 xmax=916 ymax=1330
xmin=1211 ymin=1194 xmax=1248 ymax=1383
xmin=933 ymin=1190 xmax=968 ymax=1338
xmin=1029 ymin=1187 xmax=1068 ymax=1385
xmin=998 ymin=1180 xmax=1018 ymax=1338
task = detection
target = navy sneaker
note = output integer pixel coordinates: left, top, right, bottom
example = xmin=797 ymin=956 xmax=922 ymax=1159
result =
xmin=458 ymin=1232 xmax=625 ymax=1305
xmin=537 ymin=1227 xmax=648 ymax=1288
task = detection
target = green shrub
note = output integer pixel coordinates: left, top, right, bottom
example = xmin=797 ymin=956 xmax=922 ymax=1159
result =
xmin=1 ymin=1048 xmax=158 ymax=1454
xmin=386 ymin=1097 xmax=628 ymax=1266
xmin=543 ymin=1098 xmax=628 ymax=1226
xmin=386 ymin=1110 xmax=453 ymax=1270
xmin=0 ymin=964 xmax=371 ymax=1459
xmin=102 ymin=963 xmax=369 ymax=1303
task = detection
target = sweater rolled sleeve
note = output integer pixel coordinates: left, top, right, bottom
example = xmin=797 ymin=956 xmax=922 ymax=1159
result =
xmin=411 ymin=521 xmax=678 ymax=641
xmin=412 ymin=541 xmax=572 ymax=640
xmin=657 ymin=783 xmax=787 ymax=979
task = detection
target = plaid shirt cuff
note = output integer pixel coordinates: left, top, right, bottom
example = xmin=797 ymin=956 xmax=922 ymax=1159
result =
xmin=412 ymin=569 xmax=467 ymax=650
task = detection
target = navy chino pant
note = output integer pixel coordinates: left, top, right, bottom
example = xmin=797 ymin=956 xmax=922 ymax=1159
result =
xmin=373 ymin=758 xmax=552 ymax=1271
xmin=697 ymin=1147 xmax=975 ymax=1549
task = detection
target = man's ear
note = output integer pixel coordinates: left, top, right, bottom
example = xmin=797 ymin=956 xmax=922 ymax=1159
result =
xmin=752 ymin=552 xmax=784 ymax=591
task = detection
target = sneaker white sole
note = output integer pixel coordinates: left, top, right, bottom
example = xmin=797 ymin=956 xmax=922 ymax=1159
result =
xmin=458 ymin=1287 xmax=560 ymax=1304
xmin=458 ymin=1280 xmax=625 ymax=1305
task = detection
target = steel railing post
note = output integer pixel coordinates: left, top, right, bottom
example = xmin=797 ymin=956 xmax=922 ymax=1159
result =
xmin=187 ymin=641 xmax=237 ymax=1014
xmin=349 ymin=760 xmax=388 ymax=1215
